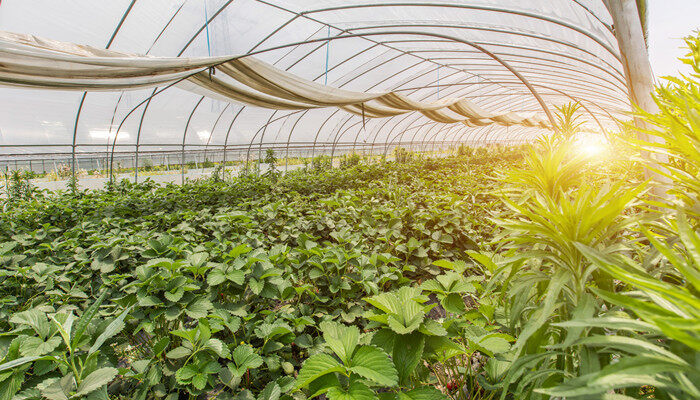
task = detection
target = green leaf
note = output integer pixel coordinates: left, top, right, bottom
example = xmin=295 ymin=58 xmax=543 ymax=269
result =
xmin=295 ymin=354 xmax=345 ymax=389
xmin=397 ymin=387 xmax=447 ymax=400
xmin=513 ymin=269 xmax=567 ymax=353
xmin=40 ymin=376 xmax=72 ymax=400
xmin=326 ymin=380 xmax=376 ymax=400
xmin=166 ymin=346 xmax=191 ymax=360
xmin=231 ymin=345 xmax=263 ymax=375
xmin=308 ymin=373 xmax=341 ymax=398
xmin=176 ymin=365 xmax=198 ymax=382
xmin=537 ymin=355 xmax=693 ymax=397
xmin=89 ymin=306 xmax=132 ymax=354
xmin=76 ymin=367 xmax=118 ymax=396
xmin=10 ymin=309 xmax=50 ymax=339
xmin=74 ymin=289 xmax=110 ymax=347
xmin=393 ymin=333 xmax=424 ymax=385
xmin=188 ymin=252 xmax=208 ymax=268
xmin=207 ymin=269 xmax=227 ymax=286
xmin=258 ymin=382 xmax=281 ymax=400
xmin=205 ymin=338 xmax=231 ymax=359
xmin=320 ymin=321 xmax=360 ymax=365
xmin=152 ymin=337 xmax=170 ymax=357
xmin=441 ymin=293 xmax=466 ymax=314
xmin=19 ymin=336 xmax=61 ymax=357
xmin=419 ymin=319 xmax=447 ymax=337
xmin=0 ymin=356 xmax=42 ymax=372
xmin=51 ymin=313 xmax=74 ymax=349
xmin=185 ymin=298 xmax=212 ymax=319
xmin=474 ymin=335 xmax=511 ymax=356
xmin=349 ymin=345 xmax=398 ymax=387
xmin=192 ymin=373 xmax=207 ymax=390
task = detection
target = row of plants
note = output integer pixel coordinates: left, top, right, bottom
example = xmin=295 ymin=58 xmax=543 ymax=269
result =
xmin=0 ymin=143 xmax=528 ymax=399
xmin=463 ymin=33 xmax=699 ymax=400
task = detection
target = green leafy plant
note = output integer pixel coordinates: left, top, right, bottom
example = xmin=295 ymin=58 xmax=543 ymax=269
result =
xmin=0 ymin=294 xmax=132 ymax=399
xmin=295 ymin=321 xmax=401 ymax=400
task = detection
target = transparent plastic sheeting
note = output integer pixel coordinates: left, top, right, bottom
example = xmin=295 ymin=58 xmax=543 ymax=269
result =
xmin=0 ymin=31 xmax=551 ymax=127
xmin=0 ymin=0 xmax=628 ymax=161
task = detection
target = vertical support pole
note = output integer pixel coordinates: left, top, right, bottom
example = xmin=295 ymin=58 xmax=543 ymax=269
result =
xmin=604 ymin=0 xmax=670 ymax=193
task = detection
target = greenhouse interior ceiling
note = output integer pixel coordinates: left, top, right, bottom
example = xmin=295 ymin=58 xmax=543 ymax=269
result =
xmin=0 ymin=0 xmax=628 ymax=176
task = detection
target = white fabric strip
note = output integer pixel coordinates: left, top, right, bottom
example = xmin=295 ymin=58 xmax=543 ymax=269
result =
xmin=0 ymin=30 xmax=550 ymax=129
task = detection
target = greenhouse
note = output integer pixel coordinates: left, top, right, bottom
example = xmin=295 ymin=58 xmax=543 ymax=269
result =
xmin=0 ymin=0 xmax=698 ymax=399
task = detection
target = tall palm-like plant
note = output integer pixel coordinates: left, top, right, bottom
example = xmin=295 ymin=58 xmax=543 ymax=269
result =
xmin=553 ymin=102 xmax=586 ymax=139
xmin=630 ymin=32 xmax=700 ymax=220
xmin=476 ymin=134 xmax=646 ymax=399
xmin=540 ymin=32 xmax=700 ymax=400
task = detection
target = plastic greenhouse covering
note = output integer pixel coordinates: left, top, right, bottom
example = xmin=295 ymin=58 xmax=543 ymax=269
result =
xmin=0 ymin=0 xmax=628 ymax=176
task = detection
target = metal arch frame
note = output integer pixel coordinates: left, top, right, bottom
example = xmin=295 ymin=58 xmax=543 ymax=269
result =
xmin=132 ymin=0 xmax=603 ymax=166
xmin=434 ymin=124 xmax=493 ymax=153
xmin=284 ymin=111 xmax=309 ymax=172
xmin=572 ymin=0 xmax=613 ymax=33
xmin=71 ymin=0 xmax=136 ymax=184
xmin=269 ymin=17 xmax=628 ymax=150
xmin=243 ymin=25 xmax=507 ymax=163
xmin=342 ymin=22 xmax=623 ymax=79
xmin=423 ymin=97 xmax=540 ymax=149
xmin=214 ymin=26 xmax=342 ymax=168
xmin=105 ymin=32 xmax=626 ymax=174
xmin=274 ymin=49 xmax=415 ymax=161
xmin=422 ymin=103 xmax=531 ymax=153
xmin=124 ymin=0 xmax=238 ymax=185
xmin=430 ymin=121 xmax=529 ymax=153
xmin=97 ymin=1 xmax=189 ymax=182
xmin=371 ymin=83 xmax=517 ymax=155
xmin=429 ymin=91 xmax=573 ymax=149
xmin=391 ymin=77 xmax=628 ymax=111
xmin=221 ymin=106 xmax=245 ymax=173
xmin=326 ymin=65 xmax=477 ymax=158
xmin=226 ymin=15 xmax=626 ymax=160
xmin=280 ymin=51 xmax=505 ymax=164
xmin=202 ymin=103 xmax=232 ymax=165
xmin=247 ymin=111 xmax=279 ymax=167
xmin=404 ymin=50 xmax=626 ymax=96
xmin=290 ymin=2 xmax=620 ymax=61
xmin=108 ymin=78 xmax=190 ymax=182
xmin=305 ymin=58 xmax=426 ymax=159
xmin=439 ymin=118 xmax=531 ymax=150
xmin=372 ymin=38 xmax=627 ymax=87
xmin=424 ymin=54 xmax=627 ymax=95
xmin=316 ymin=52 xmax=547 ymax=160
xmin=413 ymin=76 xmax=629 ymax=111
xmin=341 ymin=22 xmax=626 ymax=98
xmin=452 ymin=66 xmax=626 ymax=103
xmin=126 ymin=2 xmax=616 ymax=166
xmin=451 ymin=125 xmax=493 ymax=147
xmin=181 ymin=96 xmax=205 ymax=184
xmin=391 ymin=82 xmax=623 ymax=126
xmin=146 ymin=12 xmax=339 ymax=176
xmin=354 ymin=76 xmax=517 ymax=152
xmin=361 ymin=82 xmax=508 ymax=157
xmin=340 ymin=63 xmax=521 ymax=151
xmin=17 ymin=2 xmax=628 ymax=170
xmin=374 ymin=80 xmax=539 ymax=154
